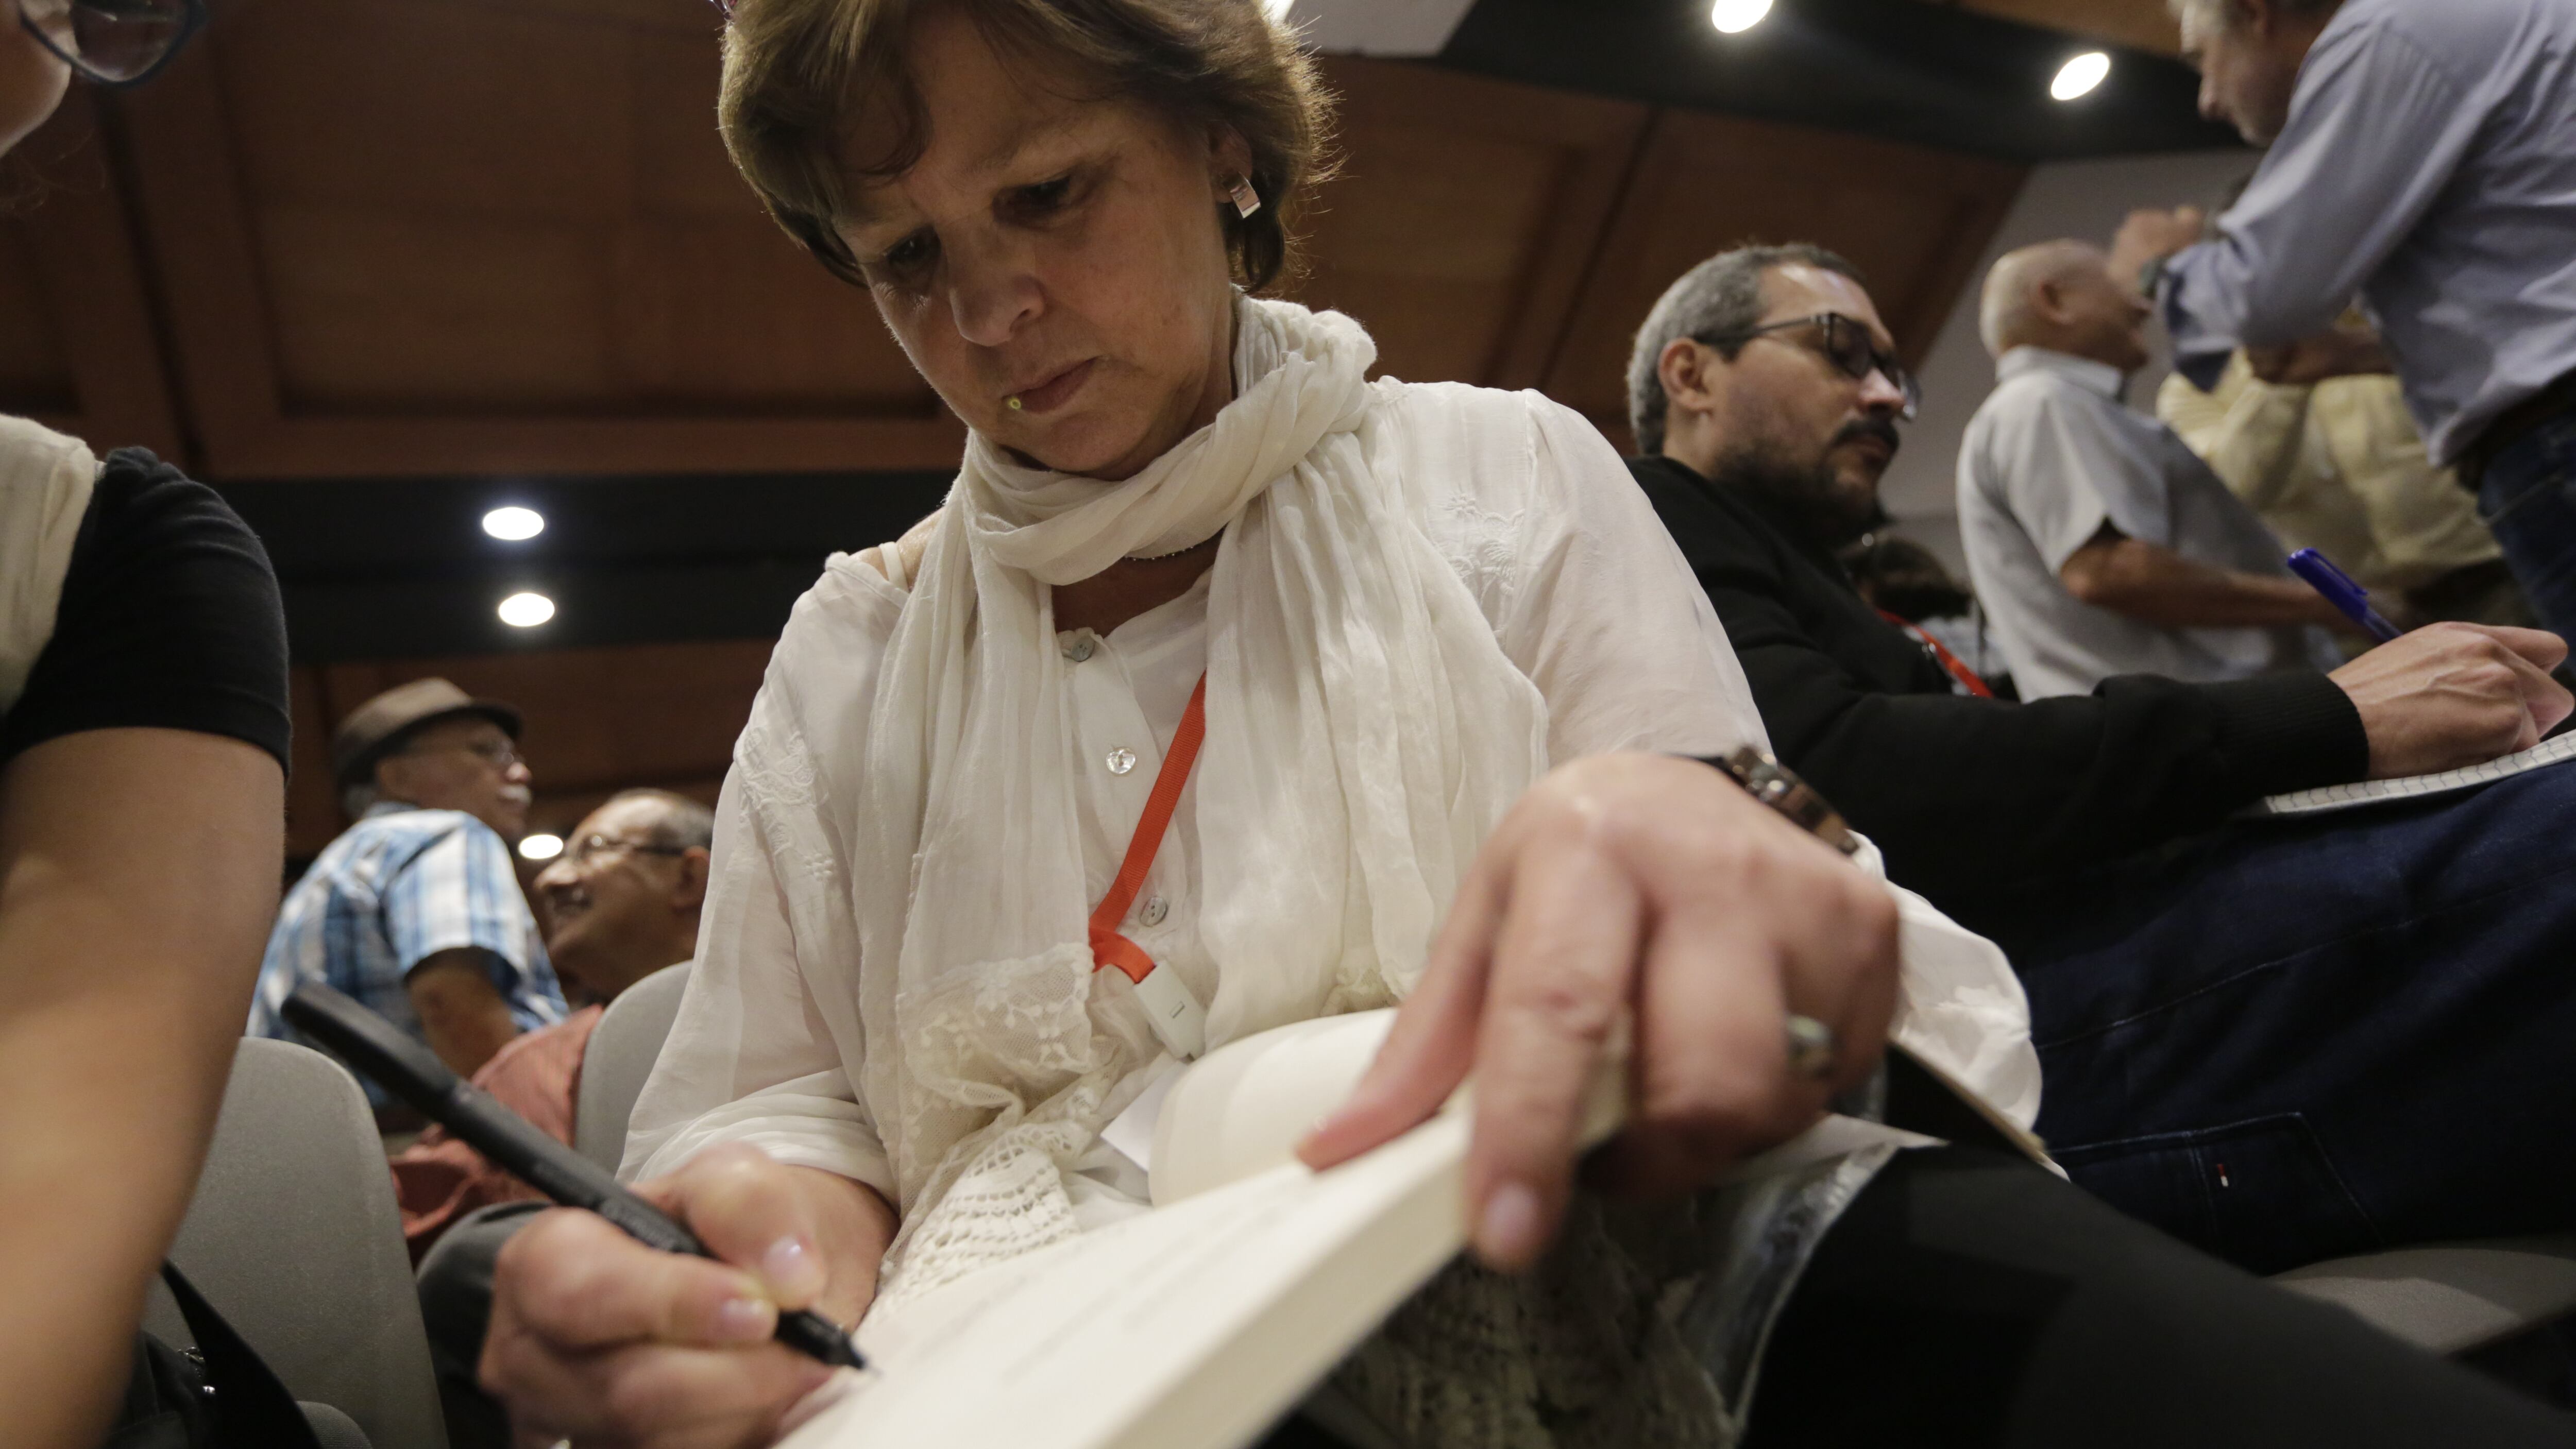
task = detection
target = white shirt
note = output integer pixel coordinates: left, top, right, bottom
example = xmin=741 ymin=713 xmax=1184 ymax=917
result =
xmin=1958 ymin=347 xmax=2341 ymax=701
xmin=628 ymin=381 xmax=2039 ymax=1235
xmin=2162 ymin=0 xmax=2576 ymax=464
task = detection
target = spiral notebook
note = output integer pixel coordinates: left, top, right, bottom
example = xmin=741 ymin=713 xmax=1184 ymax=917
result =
xmin=2256 ymin=730 xmax=2576 ymax=816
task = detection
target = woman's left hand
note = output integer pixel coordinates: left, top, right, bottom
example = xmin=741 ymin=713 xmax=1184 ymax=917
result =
xmin=1297 ymin=752 xmax=1900 ymax=1270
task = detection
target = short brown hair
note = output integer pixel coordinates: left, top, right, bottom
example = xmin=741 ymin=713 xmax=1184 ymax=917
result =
xmin=718 ymin=0 xmax=1334 ymax=293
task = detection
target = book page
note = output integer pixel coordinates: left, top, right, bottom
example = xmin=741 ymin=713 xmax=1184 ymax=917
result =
xmin=1151 ymin=1009 xmax=1397 ymax=1206
xmin=783 ymin=1112 xmax=1471 ymax=1449
xmin=2258 ymin=731 xmax=2576 ymax=816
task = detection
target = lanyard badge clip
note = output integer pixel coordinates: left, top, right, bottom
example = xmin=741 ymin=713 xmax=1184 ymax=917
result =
xmin=1088 ymin=673 xmax=1211 ymax=1062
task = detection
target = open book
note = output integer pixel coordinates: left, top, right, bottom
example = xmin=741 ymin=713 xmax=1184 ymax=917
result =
xmin=2256 ymin=729 xmax=2576 ymax=816
xmin=777 ymin=1017 xmax=2022 ymax=1449
xmin=775 ymin=1010 xmax=1620 ymax=1449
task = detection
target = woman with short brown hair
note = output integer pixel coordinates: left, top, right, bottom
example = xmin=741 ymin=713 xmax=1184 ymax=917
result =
xmin=477 ymin=5 xmax=2576 ymax=1447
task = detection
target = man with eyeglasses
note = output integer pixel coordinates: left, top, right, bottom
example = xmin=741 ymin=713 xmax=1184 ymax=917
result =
xmin=249 ymin=678 xmax=568 ymax=1103
xmin=394 ymin=789 xmax=710 ymax=1445
xmin=1626 ymin=242 xmax=2576 ymax=1276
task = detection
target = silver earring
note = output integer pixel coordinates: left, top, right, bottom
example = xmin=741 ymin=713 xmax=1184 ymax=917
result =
xmin=1226 ymin=176 xmax=1261 ymax=220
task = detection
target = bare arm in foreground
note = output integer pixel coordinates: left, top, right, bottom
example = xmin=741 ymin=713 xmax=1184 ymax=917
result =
xmin=0 ymin=729 xmax=283 ymax=1448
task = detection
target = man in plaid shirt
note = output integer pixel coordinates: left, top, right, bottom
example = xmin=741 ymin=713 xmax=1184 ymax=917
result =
xmin=249 ymin=678 xmax=565 ymax=1100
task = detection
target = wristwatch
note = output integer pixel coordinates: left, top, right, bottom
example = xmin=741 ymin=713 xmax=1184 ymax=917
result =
xmin=1710 ymin=747 xmax=1859 ymax=857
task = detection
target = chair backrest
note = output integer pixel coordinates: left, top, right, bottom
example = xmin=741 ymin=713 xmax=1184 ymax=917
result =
xmin=574 ymin=960 xmax=694 ymax=1173
xmin=140 ymin=1038 xmax=443 ymax=1449
xmin=2273 ymin=1237 xmax=2576 ymax=1355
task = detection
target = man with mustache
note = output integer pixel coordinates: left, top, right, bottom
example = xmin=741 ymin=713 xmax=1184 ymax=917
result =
xmin=249 ymin=678 xmax=567 ymax=1098
xmin=1627 ymin=243 xmax=2576 ymax=1274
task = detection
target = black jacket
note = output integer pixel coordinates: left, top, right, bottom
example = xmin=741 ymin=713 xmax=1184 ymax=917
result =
xmin=1631 ymin=454 xmax=2368 ymax=904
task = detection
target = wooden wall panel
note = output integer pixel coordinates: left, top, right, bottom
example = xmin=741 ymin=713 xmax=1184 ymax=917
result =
xmin=0 ymin=93 xmax=186 ymax=457
xmin=1543 ymin=111 xmax=2026 ymax=447
xmin=289 ymin=639 xmax=770 ymax=857
xmin=1925 ymin=0 xmax=2180 ymax=55
xmin=1297 ymin=60 xmax=1646 ymax=392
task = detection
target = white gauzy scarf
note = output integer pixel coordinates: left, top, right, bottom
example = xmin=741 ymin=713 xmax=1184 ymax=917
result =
xmin=853 ymin=297 xmax=1549 ymax=1294
xmin=0 ymin=417 xmax=98 ymax=715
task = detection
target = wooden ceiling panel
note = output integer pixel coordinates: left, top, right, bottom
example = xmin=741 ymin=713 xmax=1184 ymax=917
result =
xmin=506 ymin=0 xmax=727 ymax=36
xmin=1541 ymin=110 xmax=2024 ymax=438
xmin=1296 ymin=58 xmax=1646 ymax=392
xmin=219 ymin=0 xmax=636 ymax=223
xmin=259 ymin=203 xmax=617 ymax=409
xmin=607 ymin=216 xmax=926 ymax=410
xmin=117 ymin=0 xmax=962 ymax=478
xmin=630 ymin=27 xmax=766 ymax=216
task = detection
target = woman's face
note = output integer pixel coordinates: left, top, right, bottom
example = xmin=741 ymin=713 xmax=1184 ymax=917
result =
xmin=0 ymin=8 xmax=73 ymax=157
xmin=836 ymin=10 xmax=1245 ymax=481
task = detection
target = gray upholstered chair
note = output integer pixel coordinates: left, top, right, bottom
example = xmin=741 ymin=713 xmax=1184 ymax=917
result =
xmin=141 ymin=1038 xmax=444 ymax=1449
xmin=2274 ymin=1238 xmax=2576 ymax=1355
xmin=573 ymin=960 xmax=694 ymax=1173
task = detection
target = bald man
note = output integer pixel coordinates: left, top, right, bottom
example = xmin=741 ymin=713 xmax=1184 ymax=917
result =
xmin=1958 ymin=241 xmax=2349 ymax=700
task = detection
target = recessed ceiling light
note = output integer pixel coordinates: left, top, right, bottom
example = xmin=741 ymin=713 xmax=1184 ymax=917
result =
xmin=482 ymin=505 xmax=545 ymax=541
xmin=1710 ymin=0 xmax=1771 ymax=31
xmin=519 ymin=832 xmax=564 ymax=862
xmin=498 ymin=591 xmax=556 ymax=628
xmin=2052 ymin=51 xmax=2111 ymax=101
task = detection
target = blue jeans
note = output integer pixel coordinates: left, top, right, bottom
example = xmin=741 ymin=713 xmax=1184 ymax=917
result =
xmin=1940 ymin=761 xmax=2576 ymax=1274
xmin=2478 ymin=410 xmax=2576 ymax=646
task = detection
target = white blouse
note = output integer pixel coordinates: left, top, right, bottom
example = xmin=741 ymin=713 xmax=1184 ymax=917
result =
xmin=623 ymin=380 xmax=2038 ymax=1236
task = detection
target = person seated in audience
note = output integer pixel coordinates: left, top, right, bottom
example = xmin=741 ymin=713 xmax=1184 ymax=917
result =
xmin=394 ymin=788 xmax=712 ymax=1257
xmin=2157 ymin=317 xmax=2534 ymax=631
xmin=474 ymin=5 xmax=2576 ymax=1446
xmin=1628 ymin=241 xmax=2576 ymax=1280
xmin=0 ymin=5 xmax=294 ymax=1443
xmin=248 ymin=679 xmax=567 ymax=1096
xmin=400 ymin=789 xmax=710 ymax=1449
xmin=1957 ymin=240 xmax=2354 ymax=700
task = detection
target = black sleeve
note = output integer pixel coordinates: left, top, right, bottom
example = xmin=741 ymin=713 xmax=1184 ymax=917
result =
xmin=1 ymin=449 xmax=292 ymax=770
xmin=1696 ymin=541 xmax=2367 ymax=904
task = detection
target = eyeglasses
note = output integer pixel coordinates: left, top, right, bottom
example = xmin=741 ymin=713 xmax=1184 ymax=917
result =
xmin=15 ymin=0 xmax=205 ymax=87
xmin=563 ymin=833 xmax=691 ymax=868
xmin=1701 ymin=313 xmax=1922 ymax=420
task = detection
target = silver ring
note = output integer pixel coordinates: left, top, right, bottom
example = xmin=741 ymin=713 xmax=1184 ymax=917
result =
xmin=1785 ymin=1014 xmax=1839 ymax=1080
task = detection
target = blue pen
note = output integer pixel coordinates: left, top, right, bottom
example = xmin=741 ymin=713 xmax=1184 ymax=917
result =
xmin=2287 ymin=548 xmax=2402 ymax=642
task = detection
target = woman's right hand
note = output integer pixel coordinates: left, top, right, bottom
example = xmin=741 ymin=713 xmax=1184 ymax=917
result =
xmin=481 ymin=1144 xmax=897 ymax=1448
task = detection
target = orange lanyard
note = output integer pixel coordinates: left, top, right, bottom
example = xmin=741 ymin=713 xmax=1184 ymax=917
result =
xmin=1876 ymin=609 xmax=1994 ymax=698
xmin=1087 ymin=674 xmax=1211 ymax=1059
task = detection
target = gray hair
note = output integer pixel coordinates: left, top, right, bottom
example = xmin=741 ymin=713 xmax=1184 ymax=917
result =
xmin=606 ymin=789 xmax=716 ymax=854
xmin=1626 ymin=244 xmax=1866 ymax=454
